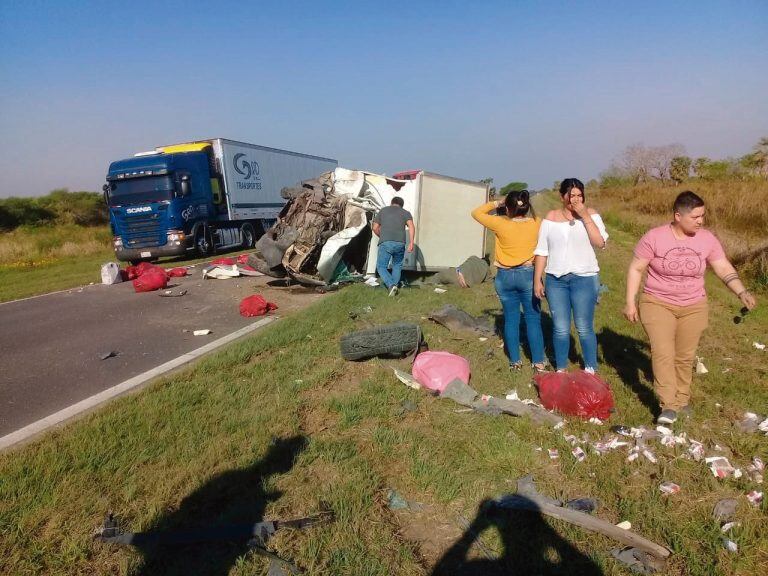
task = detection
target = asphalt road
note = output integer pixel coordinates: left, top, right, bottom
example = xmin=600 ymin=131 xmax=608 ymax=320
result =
xmin=0 ymin=269 xmax=324 ymax=437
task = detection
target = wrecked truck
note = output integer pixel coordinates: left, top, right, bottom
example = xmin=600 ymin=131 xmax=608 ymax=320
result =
xmin=247 ymin=168 xmax=489 ymax=286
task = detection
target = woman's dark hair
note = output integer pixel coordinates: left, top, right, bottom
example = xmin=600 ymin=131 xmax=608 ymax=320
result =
xmin=559 ymin=178 xmax=585 ymax=201
xmin=504 ymin=189 xmax=535 ymax=218
xmin=673 ymin=191 xmax=705 ymax=214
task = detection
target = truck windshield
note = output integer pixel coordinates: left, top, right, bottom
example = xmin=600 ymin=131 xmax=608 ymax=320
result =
xmin=108 ymin=175 xmax=174 ymax=206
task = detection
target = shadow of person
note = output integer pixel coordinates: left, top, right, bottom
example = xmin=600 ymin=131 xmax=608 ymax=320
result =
xmin=132 ymin=435 xmax=308 ymax=576
xmin=431 ymin=498 xmax=603 ymax=576
xmin=598 ymin=328 xmax=658 ymax=416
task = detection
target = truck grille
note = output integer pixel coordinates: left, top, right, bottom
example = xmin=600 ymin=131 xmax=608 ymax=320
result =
xmin=118 ymin=212 xmax=166 ymax=248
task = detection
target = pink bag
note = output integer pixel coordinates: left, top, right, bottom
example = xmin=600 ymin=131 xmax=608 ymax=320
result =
xmin=412 ymin=351 xmax=470 ymax=393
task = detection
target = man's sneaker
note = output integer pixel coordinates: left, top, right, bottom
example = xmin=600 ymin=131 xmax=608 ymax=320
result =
xmin=388 ymin=285 xmax=399 ymax=297
xmin=656 ymin=409 xmax=678 ymax=425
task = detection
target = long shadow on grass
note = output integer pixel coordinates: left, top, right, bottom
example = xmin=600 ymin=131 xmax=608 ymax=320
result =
xmin=431 ymin=498 xmax=602 ymax=575
xmin=132 ymin=435 xmax=307 ymax=576
xmin=598 ymin=328 xmax=658 ymax=416
xmin=484 ymin=308 xmax=577 ymax=368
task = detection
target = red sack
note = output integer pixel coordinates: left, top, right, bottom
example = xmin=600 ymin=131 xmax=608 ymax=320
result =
xmin=125 ymin=261 xmax=156 ymax=280
xmin=211 ymin=257 xmax=236 ymax=266
xmin=534 ymin=370 xmax=615 ymax=420
xmin=166 ymin=267 xmax=188 ymax=278
xmin=239 ymin=295 xmax=278 ymax=317
xmin=236 ymin=253 xmax=250 ymax=265
xmin=132 ymin=268 xmax=168 ymax=292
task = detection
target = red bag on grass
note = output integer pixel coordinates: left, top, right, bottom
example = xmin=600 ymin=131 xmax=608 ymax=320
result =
xmin=236 ymin=253 xmax=250 ymax=265
xmin=165 ymin=267 xmax=188 ymax=278
xmin=132 ymin=268 xmax=168 ymax=292
xmin=534 ymin=370 xmax=615 ymax=420
xmin=412 ymin=351 xmax=470 ymax=393
xmin=239 ymin=295 xmax=278 ymax=317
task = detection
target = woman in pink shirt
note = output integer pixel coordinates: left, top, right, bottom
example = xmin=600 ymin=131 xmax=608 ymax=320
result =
xmin=624 ymin=191 xmax=757 ymax=425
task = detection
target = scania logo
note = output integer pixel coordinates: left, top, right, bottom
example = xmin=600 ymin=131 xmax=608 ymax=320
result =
xmin=126 ymin=206 xmax=152 ymax=214
xmin=233 ymin=153 xmax=260 ymax=181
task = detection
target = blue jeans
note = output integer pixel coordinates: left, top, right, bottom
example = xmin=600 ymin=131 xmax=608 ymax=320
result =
xmin=545 ymin=273 xmax=600 ymax=371
xmin=494 ymin=266 xmax=545 ymax=365
xmin=376 ymin=241 xmax=405 ymax=289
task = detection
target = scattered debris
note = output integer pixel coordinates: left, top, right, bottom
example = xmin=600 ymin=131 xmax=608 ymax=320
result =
xmin=695 ymin=356 xmax=708 ymax=374
xmin=706 ymin=457 xmax=737 ymax=479
xmin=687 ymin=441 xmax=705 ymax=461
xmin=616 ymin=521 xmax=632 ymax=530
xmin=193 ymin=329 xmax=212 ymax=336
xmin=339 ymin=322 xmax=424 ymax=361
xmin=753 ymin=341 xmax=766 ymax=350
xmin=720 ymin=521 xmax=740 ymax=533
xmin=736 ymin=412 xmax=764 ymax=433
xmin=441 ymin=379 xmax=478 ymax=406
xmin=722 ymin=538 xmax=738 ymax=553
xmin=386 ymin=489 xmax=409 ymax=510
xmin=414 ymin=351 xmax=471 ymax=393
xmin=746 ymin=490 xmax=763 ymax=507
xmin=712 ymin=499 xmax=738 ymax=523
xmin=572 ymin=447 xmax=587 ymax=462
xmin=505 ymin=390 xmax=520 ymax=401
xmin=548 ymin=448 xmax=560 ymax=460
xmin=99 ymin=351 xmax=119 ymax=360
xmin=433 ymin=287 xmax=447 ymax=294
xmin=202 ymin=264 xmax=240 ymax=279
xmin=240 ymin=295 xmax=278 ymax=317
xmin=100 ymin=262 xmax=123 ymax=285
xmin=610 ymin=425 xmax=632 ymax=437
xmin=428 ymin=304 xmax=494 ymax=336
xmin=490 ymin=476 xmax=670 ymax=563
xmin=588 ymin=417 xmax=604 ymax=425
xmin=659 ymin=482 xmax=680 ymax=495
xmin=159 ymin=289 xmax=188 ymax=297
xmin=565 ymin=498 xmax=598 ymax=513
xmin=611 ymin=547 xmax=664 ymax=574
xmin=392 ymin=368 xmax=421 ymax=390
xmin=747 ymin=457 xmax=765 ymax=484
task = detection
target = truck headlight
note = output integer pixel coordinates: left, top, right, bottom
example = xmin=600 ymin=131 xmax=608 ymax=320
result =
xmin=167 ymin=230 xmax=185 ymax=241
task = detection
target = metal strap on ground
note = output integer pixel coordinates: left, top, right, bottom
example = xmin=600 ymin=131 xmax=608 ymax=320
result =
xmin=0 ymin=316 xmax=277 ymax=452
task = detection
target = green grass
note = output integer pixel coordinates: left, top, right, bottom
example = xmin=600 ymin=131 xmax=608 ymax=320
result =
xmin=1 ymin=194 xmax=766 ymax=575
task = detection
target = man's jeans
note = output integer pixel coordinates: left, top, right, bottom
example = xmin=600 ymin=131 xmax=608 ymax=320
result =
xmin=494 ymin=266 xmax=545 ymax=365
xmin=377 ymin=241 xmax=405 ymax=289
xmin=545 ymin=273 xmax=599 ymax=371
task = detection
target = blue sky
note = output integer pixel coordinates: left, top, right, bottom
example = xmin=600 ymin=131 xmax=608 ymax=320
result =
xmin=1 ymin=0 xmax=766 ymax=196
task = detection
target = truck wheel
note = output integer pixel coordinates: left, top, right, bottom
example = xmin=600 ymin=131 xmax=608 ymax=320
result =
xmin=195 ymin=226 xmax=213 ymax=257
xmin=339 ymin=322 xmax=423 ymax=361
xmin=241 ymin=223 xmax=256 ymax=249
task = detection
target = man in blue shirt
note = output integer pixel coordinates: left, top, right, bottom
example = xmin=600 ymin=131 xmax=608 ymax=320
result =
xmin=372 ymin=197 xmax=415 ymax=296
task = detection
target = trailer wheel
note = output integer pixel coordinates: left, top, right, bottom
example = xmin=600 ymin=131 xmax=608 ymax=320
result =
xmin=194 ymin=226 xmax=213 ymax=257
xmin=240 ymin=223 xmax=256 ymax=249
xmin=339 ymin=322 xmax=423 ymax=361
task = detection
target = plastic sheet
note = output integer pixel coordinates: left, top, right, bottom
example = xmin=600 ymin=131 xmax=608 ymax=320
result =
xmin=412 ymin=351 xmax=470 ymax=393
xmin=534 ymin=370 xmax=615 ymax=420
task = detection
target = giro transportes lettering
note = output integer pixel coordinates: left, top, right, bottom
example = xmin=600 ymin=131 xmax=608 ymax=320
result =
xmin=233 ymin=153 xmax=262 ymax=190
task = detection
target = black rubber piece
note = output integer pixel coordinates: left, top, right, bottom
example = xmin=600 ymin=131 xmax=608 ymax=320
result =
xmin=339 ymin=322 xmax=422 ymax=361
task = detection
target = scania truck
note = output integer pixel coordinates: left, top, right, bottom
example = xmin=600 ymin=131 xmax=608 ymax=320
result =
xmin=104 ymin=139 xmax=337 ymax=262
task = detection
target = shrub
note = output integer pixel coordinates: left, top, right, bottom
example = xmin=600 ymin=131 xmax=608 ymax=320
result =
xmin=0 ymin=189 xmax=107 ymax=231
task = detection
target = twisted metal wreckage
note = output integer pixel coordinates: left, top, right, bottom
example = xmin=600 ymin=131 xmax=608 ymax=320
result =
xmin=246 ymin=167 xmax=407 ymax=287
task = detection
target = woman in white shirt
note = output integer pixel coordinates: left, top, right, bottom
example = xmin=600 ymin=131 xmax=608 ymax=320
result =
xmin=533 ymin=178 xmax=609 ymax=373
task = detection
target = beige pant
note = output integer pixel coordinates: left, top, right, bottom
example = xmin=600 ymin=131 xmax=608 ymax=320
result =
xmin=639 ymin=293 xmax=709 ymax=411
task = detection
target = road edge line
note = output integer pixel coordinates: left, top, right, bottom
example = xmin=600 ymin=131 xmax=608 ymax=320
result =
xmin=0 ymin=316 xmax=277 ymax=452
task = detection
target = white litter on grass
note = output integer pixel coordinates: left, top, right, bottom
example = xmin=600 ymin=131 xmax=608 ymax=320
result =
xmin=695 ymin=356 xmax=709 ymax=374
xmin=392 ymin=368 xmax=421 ymax=390
xmin=642 ymin=448 xmax=658 ymax=463
xmin=721 ymin=521 xmax=740 ymax=533
xmin=571 ymin=447 xmax=587 ymax=462
xmin=548 ymin=448 xmax=560 ymax=460
xmin=706 ymin=456 xmax=737 ymax=479
xmin=746 ymin=490 xmax=763 ymax=506
xmin=588 ymin=417 xmax=603 ymax=425
xmin=687 ymin=440 xmax=705 ymax=461
xmin=553 ymin=421 xmax=565 ymax=430
xmin=193 ymin=329 xmax=212 ymax=336
xmin=753 ymin=342 xmax=766 ymax=350
xmin=564 ymin=434 xmax=581 ymax=446
xmin=659 ymin=481 xmax=681 ymax=495
xmin=593 ymin=437 xmax=630 ymax=455
xmin=616 ymin=521 xmax=632 ymax=530
xmin=723 ymin=539 xmax=738 ymax=553
xmin=433 ymin=288 xmax=447 ymax=294
xmin=478 ymin=337 xmax=488 ymax=342
xmin=505 ymin=390 xmax=520 ymax=401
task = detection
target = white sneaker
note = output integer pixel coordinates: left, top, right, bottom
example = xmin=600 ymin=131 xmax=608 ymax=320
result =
xmin=388 ymin=285 xmax=398 ymax=297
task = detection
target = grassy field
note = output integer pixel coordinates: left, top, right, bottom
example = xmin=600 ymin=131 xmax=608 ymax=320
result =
xmin=593 ymin=179 xmax=768 ymax=285
xmin=1 ymin=195 xmax=766 ymax=575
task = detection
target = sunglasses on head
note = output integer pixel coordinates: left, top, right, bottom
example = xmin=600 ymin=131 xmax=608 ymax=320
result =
xmin=733 ymin=306 xmax=750 ymax=324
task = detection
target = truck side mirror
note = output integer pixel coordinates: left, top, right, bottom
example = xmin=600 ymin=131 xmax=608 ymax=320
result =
xmin=180 ymin=174 xmax=191 ymax=197
xmin=102 ymin=183 xmax=110 ymax=204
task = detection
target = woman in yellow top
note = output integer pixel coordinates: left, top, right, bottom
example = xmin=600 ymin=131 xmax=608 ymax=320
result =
xmin=472 ymin=190 xmax=545 ymax=371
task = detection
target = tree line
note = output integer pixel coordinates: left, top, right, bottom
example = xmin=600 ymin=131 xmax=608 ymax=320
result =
xmin=601 ymin=137 xmax=768 ymax=186
xmin=0 ymin=189 xmax=108 ymax=231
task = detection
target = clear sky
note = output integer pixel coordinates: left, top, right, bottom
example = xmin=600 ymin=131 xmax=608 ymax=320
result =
xmin=1 ymin=0 xmax=766 ymax=197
